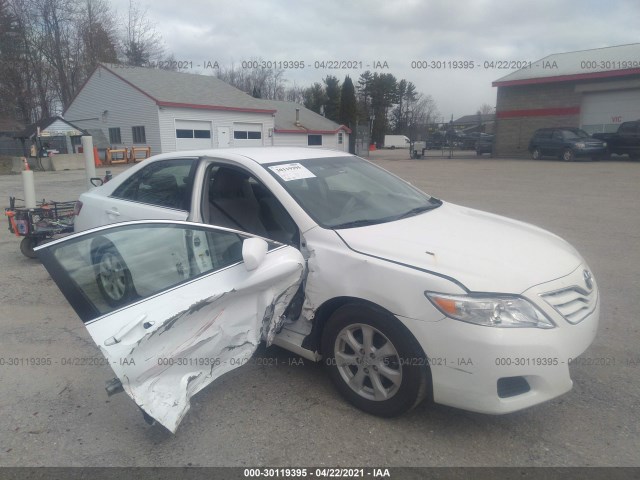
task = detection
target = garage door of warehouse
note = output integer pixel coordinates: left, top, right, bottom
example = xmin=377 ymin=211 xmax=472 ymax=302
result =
xmin=233 ymin=123 xmax=263 ymax=147
xmin=175 ymin=120 xmax=213 ymax=150
xmin=581 ymin=89 xmax=640 ymax=134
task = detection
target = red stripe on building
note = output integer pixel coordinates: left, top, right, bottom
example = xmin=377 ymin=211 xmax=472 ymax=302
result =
xmin=492 ymin=68 xmax=640 ymax=87
xmin=496 ymin=106 xmax=580 ymax=119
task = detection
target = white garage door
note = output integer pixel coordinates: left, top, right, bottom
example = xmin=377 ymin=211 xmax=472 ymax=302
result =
xmin=232 ymin=123 xmax=263 ymax=147
xmin=581 ymin=89 xmax=640 ymax=134
xmin=175 ymin=120 xmax=212 ymax=150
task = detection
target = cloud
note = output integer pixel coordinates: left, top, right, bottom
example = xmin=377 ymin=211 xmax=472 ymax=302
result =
xmin=108 ymin=0 xmax=640 ymax=117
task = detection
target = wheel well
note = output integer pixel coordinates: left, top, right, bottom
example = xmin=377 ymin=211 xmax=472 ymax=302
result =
xmin=302 ymin=296 xmax=427 ymax=360
xmin=90 ymin=237 xmax=114 ymax=264
xmin=304 ymin=296 xmax=433 ymax=403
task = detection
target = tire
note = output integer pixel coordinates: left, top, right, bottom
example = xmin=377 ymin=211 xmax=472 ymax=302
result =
xmin=531 ymin=148 xmax=542 ymax=160
xmin=20 ymin=237 xmax=39 ymax=259
xmin=321 ymin=304 xmax=429 ymax=417
xmin=94 ymin=244 xmax=135 ymax=307
xmin=562 ymin=148 xmax=575 ymax=161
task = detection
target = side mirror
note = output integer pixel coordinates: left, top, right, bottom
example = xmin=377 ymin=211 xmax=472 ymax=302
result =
xmin=242 ymin=237 xmax=268 ymax=271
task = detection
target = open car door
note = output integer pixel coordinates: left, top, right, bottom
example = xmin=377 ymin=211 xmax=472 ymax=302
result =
xmin=36 ymin=220 xmax=304 ymax=433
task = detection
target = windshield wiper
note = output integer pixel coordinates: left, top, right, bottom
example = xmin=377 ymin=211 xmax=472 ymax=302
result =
xmin=394 ymin=201 xmax=442 ymax=220
xmin=332 ymin=219 xmax=382 ymax=229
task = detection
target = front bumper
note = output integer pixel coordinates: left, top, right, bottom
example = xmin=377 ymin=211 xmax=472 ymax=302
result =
xmin=573 ymin=146 xmax=607 ymax=157
xmin=401 ymin=265 xmax=599 ymax=414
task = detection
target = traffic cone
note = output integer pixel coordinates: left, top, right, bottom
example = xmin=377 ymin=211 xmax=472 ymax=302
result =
xmin=94 ymin=147 xmax=102 ymax=167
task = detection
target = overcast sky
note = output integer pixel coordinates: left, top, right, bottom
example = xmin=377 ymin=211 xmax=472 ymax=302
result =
xmin=110 ymin=0 xmax=639 ymax=120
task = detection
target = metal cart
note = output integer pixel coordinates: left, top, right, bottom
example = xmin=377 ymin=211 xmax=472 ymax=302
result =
xmin=5 ymin=197 xmax=77 ymax=258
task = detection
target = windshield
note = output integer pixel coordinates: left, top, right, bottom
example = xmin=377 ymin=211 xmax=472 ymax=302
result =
xmin=562 ymin=129 xmax=591 ymax=139
xmin=265 ymin=156 xmax=440 ymax=229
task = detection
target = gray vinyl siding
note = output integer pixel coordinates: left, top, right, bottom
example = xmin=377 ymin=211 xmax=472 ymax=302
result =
xmin=158 ymin=107 xmax=275 ymax=153
xmin=64 ymin=65 xmax=161 ymax=155
xmin=272 ymin=132 xmax=349 ymax=151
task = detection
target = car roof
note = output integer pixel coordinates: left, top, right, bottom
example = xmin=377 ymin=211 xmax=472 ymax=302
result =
xmin=144 ymin=147 xmax=351 ymax=166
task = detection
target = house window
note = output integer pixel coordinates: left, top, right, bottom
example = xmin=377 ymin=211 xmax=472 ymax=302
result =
xmin=177 ymin=129 xmax=211 ymax=139
xmin=338 ymin=132 xmax=343 ymax=144
xmin=132 ymin=126 xmax=146 ymax=144
xmin=176 ymin=129 xmax=193 ymax=138
xmin=108 ymin=127 xmax=121 ymax=144
xmin=194 ymin=130 xmax=211 ymax=139
xmin=234 ymin=130 xmax=262 ymax=140
xmin=308 ymin=134 xmax=322 ymax=146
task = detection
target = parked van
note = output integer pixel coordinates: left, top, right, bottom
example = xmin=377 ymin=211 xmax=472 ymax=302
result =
xmin=384 ymin=135 xmax=410 ymax=149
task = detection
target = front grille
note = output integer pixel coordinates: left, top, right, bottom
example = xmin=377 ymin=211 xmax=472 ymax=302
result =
xmin=540 ymin=285 xmax=597 ymax=325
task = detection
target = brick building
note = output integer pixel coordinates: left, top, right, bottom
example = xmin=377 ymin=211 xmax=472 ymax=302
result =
xmin=493 ymin=44 xmax=640 ymax=157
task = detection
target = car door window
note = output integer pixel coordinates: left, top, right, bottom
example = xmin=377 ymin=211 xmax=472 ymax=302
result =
xmin=205 ymin=164 xmax=299 ymax=246
xmin=43 ymin=223 xmax=251 ymax=319
xmin=112 ymin=159 xmax=196 ymax=210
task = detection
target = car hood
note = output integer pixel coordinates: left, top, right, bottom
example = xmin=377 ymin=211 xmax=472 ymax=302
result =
xmin=336 ymin=202 xmax=583 ymax=294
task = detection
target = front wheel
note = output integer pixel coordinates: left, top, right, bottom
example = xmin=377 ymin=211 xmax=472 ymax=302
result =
xmin=531 ymin=148 xmax=542 ymax=160
xmin=322 ymin=304 xmax=429 ymax=417
xmin=562 ymin=148 xmax=575 ymax=161
xmin=94 ymin=244 xmax=135 ymax=307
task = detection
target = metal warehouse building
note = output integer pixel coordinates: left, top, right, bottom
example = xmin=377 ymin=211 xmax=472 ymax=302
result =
xmin=493 ymin=43 xmax=640 ymax=157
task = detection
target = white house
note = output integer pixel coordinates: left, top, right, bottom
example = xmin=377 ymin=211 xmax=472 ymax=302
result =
xmin=64 ymin=64 xmax=350 ymax=155
xmin=264 ymin=100 xmax=350 ymax=150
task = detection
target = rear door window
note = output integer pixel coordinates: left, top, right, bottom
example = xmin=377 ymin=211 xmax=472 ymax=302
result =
xmin=112 ymin=159 xmax=197 ymax=211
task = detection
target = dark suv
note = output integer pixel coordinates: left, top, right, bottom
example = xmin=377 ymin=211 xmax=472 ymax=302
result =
xmin=528 ymin=127 xmax=607 ymax=161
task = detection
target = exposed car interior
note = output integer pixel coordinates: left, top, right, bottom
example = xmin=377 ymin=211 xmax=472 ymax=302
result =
xmin=203 ymin=165 xmax=299 ymax=246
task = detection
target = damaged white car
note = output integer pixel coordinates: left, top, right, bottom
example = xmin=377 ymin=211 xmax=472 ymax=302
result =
xmin=36 ymin=147 xmax=599 ymax=432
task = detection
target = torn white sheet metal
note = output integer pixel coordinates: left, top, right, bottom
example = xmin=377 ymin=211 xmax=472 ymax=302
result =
xmin=86 ymin=248 xmax=304 ymax=433
xmin=37 ymin=221 xmax=305 ymax=434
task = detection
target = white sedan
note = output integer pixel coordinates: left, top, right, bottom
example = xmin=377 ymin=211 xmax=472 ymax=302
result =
xmin=36 ymin=147 xmax=599 ymax=433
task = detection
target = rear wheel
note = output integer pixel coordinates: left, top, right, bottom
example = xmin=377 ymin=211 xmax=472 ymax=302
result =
xmin=94 ymin=244 xmax=134 ymax=307
xmin=322 ymin=304 xmax=429 ymax=417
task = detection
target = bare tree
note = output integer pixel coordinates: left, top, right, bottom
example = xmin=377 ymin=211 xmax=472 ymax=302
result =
xmin=215 ymin=59 xmax=286 ymax=100
xmin=478 ymin=103 xmax=494 ymax=115
xmin=283 ymin=82 xmax=306 ymax=104
xmin=78 ymin=0 xmax=118 ymax=75
xmin=3 ymin=0 xmax=57 ymax=120
xmin=121 ymin=0 xmax=164 ymax=66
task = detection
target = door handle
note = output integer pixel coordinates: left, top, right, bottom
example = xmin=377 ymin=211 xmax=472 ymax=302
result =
xmin=104 ymin=314 xmax=148 ymax=346
xmin=105 ymin=208 xmax=120 ymax=216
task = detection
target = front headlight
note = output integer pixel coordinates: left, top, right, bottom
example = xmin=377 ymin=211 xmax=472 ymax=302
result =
xmin=574 ymin=142 xmax=586 ymax=149
xmin=425 ymin=292 xmax=554 ymax=329
xmin=602 ymin=142 xmax=607 ymax=147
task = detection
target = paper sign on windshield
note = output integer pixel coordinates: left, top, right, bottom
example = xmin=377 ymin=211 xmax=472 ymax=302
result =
xmin=269 ymin=163 xmax=316 ymax=181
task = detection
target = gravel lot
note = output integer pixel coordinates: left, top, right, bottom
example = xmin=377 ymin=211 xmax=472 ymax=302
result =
xmin=0 ymin=151 xmax=638 ymax=467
